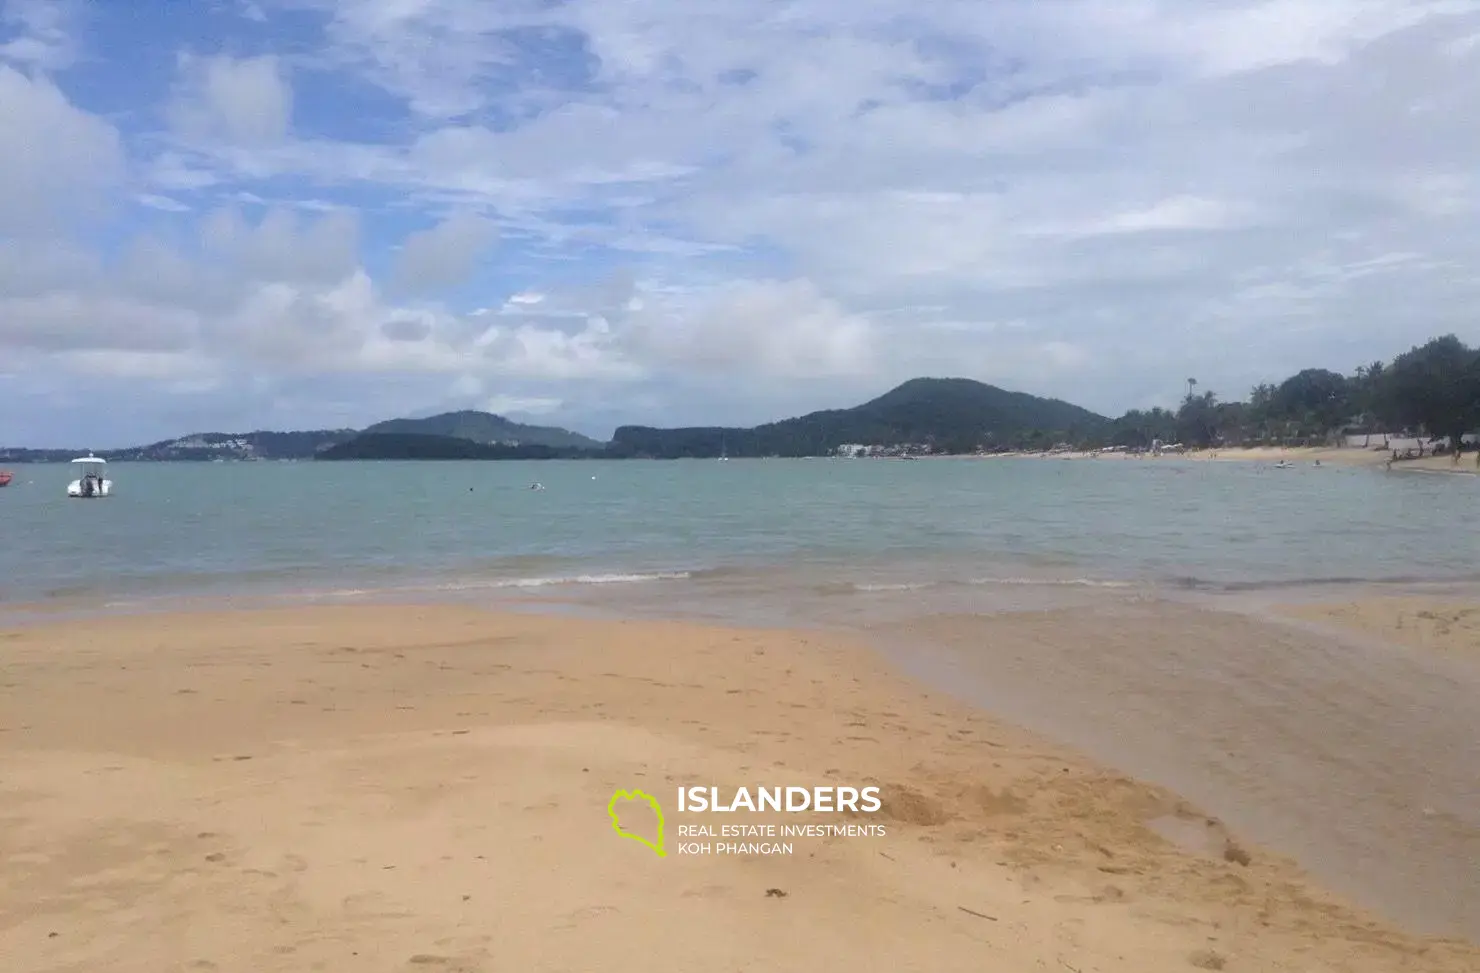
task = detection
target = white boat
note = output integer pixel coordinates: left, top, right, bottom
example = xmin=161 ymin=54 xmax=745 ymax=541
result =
xmin=66 ymin=454 xmax=113 ymax=498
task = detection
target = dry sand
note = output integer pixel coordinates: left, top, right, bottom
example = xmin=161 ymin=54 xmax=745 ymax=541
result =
xmin=3 ymin=605 xmax=1477 ymax=972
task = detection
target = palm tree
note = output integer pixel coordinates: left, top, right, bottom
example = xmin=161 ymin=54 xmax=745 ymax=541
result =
xmin=1354 ymin=361 xmax=1387 ymax=447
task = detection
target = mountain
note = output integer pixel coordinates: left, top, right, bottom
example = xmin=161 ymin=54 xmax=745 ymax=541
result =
xmin=361 ymin=411 xmax=604 ymax=450
xmin=0 ymin=429 xmax=357 ymax=463
xmin=2 ymin=380 xmax=1103 ymax=462
xmin=317 ymin=433 xmax=598 ymax=461
xmin=606 ymin=378 xmax=1109 ymax=458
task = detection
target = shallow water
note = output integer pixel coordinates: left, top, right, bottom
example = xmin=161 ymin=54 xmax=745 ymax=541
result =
xmin=3 ymin=456 xmax=1478 ymax=606
xmin=867 ymin=599 xmax=1480 ymax=943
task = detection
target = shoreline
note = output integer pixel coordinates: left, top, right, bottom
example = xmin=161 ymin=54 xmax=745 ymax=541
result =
xmin=10 ymin=562 xmax=1480 ymax=635
xmin=978 ymin=444 xmax=1480 ymax=474
xmin=3 ymin=601 xmax=1477 ymax=971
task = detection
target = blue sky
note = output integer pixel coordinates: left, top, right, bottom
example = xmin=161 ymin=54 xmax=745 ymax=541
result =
xmin=2 ymin=0 xmax=1479 ymax=446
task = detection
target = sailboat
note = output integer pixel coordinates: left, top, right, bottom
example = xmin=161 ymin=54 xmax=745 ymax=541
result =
xmin=718 ymin=435 xmax=730 ymax=461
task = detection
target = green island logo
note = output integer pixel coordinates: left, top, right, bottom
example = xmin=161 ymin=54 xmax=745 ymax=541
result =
xmin=608 ymin=788 xmax=666 ymax=858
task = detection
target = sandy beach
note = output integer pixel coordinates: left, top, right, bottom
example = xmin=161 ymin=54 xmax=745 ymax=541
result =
xmin=995 ymin=443 xmax=1480 ymax=474
xmin=2 ymin=603 xmax=1477 ymax=972
xmin=1184 ymin=446 xmax=1480 ymax=474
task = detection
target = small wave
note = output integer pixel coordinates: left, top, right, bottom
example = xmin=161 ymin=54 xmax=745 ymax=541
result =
xmin=817 ymin=576 xmax=1134 ymax=595
xmin=968 ymin=576 xmax=1136 ymax=589
xmin=1163 ymin=573 xmax=1480 ymax=593
xmin=808 ymin=580 xmax=936 ymax=596
xmin=290 ymin=588 xmax=377 ymax=599
xmin=270 ymin=571 xmax=697 ymax=601
xmin=476 ymin=571 xmax=692 ymax=589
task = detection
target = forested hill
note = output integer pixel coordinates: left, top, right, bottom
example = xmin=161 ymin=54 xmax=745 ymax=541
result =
xmin=606 ymin=378 xmax=1109 ymax=458
xmin=362 ymin=410 xmax=604 ymax=449
xmin=316 ymin=433 xmax=595 ymax=460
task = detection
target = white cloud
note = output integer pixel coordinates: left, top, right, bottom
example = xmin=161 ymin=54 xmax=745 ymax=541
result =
xmin=0 ymin=65 xmax=124 ymax=236
xmin=199 ymin=205 xmax=361 ymax=285
xmin=135 ymin=193 xmax=193 ymax=213
xmin=622 ymin=278 xmax=876 ymax=378
xmin=1062 ymin=195 xmax=1256 ymax=236
xmin=168 ymin=54 xmax=293 ymax=147
xmin=391 ymin=211 xmax=499 ymax=293
xmin=0 ymin=0 xmax=79 ymax=72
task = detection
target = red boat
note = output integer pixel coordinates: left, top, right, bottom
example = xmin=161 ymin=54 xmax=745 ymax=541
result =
xmin=0 ymin=471 xmax=12 ymax=487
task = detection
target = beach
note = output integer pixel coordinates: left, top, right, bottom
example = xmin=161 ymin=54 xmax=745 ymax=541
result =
xmin=3 ymin=602 xmax=1477 ymax=972
xmin=998 ymin=443 xmax=1480 ymax=475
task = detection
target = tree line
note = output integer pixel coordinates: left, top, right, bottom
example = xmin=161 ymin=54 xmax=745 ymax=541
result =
xmin=1101 ymin=334 xmax=1480 ymax=452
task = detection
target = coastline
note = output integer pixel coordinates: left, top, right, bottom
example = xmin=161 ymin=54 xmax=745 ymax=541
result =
xmin=979 ymin=444 xmax=1480 ymax=474
xmin=3 ymin=601 xmax=1476 ymax=971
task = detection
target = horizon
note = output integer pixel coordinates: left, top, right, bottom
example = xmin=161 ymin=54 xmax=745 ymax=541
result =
xmin=3 ymin=1 xmax=1478 ymax=447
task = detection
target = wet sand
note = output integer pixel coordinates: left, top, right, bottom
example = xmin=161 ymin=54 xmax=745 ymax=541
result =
xmin=876 ymin=598 xmax=1480 ymax=942
xmin=3 ymin=604 xmax=1476 ymax=971
xmin=1279 ymin=596 xmax=1480 ymax=665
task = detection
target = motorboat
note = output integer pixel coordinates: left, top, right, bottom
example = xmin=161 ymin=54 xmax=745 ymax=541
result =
xmin=0 ymin=471 xmax=12 ymax=487
xmin=67 ymin=454 xmax=113 ymax=497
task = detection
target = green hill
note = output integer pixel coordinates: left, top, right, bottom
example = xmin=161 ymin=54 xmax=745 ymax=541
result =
xmin=317 ymin=432 xmax=596 ymax=460
xmin=606 ymin=378 xmax=1108 ymax=458
xmin=362 ymin=410 xmax=603 ymax=450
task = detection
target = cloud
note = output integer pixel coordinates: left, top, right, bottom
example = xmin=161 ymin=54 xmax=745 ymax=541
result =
xmin=0 ymin=0 xmax=80 ymax=72
xmin=482 ymin=393 xmax=563 ymax=416
xmin=0 ymin=65 xmax=125 ymax=236
xmin=622 ymin=278 xmax=875 ymax=378
xmin=168 ymin=53 xmax=293 ymax=147
xmin=199 ymin=205 xmax=361 ymax=286
xmin=5 ymin=0 xmax=1480 ymax=445
xmin=391 ymin=211 xmax=499 ymax=293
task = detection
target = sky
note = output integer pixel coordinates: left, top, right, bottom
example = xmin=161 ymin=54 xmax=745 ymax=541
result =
xmin=2 ymin=0 xmax=1479 ymax=447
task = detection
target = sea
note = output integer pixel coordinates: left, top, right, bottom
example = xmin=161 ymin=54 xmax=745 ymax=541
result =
xmin=3 ymin=455 xmax=1479 ymax=941
xmin=2 ymin=455 xmax=1477 ymax=614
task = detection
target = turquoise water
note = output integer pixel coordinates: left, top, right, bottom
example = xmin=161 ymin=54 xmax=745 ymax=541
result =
xmin=2 ymin=457 xmax=1476 ymax=607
